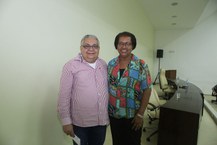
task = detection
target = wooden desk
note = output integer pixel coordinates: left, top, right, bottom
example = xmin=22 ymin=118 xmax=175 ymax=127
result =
xmin=158 ymin=81 xmax=203 ymax=145
xmin=165 ymin=70 xmax=176 ymax=80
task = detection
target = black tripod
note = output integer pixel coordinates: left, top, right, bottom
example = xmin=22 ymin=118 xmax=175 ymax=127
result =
xmin=153 ymin=49 xmax=163 ymax=84
xmin=153 ymin=58 xmax=161 ymax=85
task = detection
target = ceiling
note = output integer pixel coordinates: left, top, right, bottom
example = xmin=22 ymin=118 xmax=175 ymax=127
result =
xmin=141 ymin=0 xmax=210 ymax=30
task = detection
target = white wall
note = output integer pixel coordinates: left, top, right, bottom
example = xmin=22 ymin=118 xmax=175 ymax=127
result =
xmin=0 ymin=0 xmax=154 ymax=145
xmin=155 ymin=0 xmax=217 ymax=94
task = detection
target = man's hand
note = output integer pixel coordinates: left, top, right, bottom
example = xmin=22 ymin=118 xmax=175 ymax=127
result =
xmin=63 ymin=124 xmax=74 ymax=137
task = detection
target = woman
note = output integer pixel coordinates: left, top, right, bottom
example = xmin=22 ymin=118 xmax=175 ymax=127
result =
xmin=108 ymin=31 xmax=152 ymax=145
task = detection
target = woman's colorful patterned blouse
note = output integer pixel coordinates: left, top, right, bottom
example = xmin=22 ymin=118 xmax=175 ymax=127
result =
xmin=108 ymin=54 xmax=152 ymax=119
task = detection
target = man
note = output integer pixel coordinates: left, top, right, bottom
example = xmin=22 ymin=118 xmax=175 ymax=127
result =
xmin=57 ymin=35 xmax=109 ymax=145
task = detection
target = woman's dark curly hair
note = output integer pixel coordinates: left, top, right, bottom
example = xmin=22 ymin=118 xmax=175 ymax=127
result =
xmin=114 ymin=31 xmax=137 ymax=50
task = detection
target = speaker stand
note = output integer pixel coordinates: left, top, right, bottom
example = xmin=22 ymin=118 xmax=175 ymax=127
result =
xmin=153 ymin=58 xmax=161 ymax=85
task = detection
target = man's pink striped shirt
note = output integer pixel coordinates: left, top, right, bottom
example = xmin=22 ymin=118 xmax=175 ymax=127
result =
xmin=57 ymin=54 xmax=109 ymax=127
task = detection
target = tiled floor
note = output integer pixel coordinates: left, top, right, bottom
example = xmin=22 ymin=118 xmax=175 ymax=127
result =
xmin=104 ymin=94 xmax=217 ymax=145
xmin=204 ymin=94 xmax=217 ymax=125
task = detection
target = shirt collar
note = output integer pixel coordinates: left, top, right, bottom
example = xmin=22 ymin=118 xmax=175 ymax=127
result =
xmin=115 ymin=54 xmax=138 ymax=64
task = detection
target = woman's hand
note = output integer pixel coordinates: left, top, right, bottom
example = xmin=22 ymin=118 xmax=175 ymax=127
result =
xmin=131 ymin=114 xmax=144 ymax=131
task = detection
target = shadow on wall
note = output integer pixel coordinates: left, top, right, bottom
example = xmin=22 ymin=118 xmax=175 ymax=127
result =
xmin=0 ymin=134 xmax=4 ymax=145
xmin=39 ymin=86 xmax=67 ymax=145
xmin=26 ymin=83 xmax=70 ymax=145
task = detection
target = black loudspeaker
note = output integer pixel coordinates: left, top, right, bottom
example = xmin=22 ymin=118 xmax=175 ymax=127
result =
xmin=157 ymin=49 xmax=163 ymax=58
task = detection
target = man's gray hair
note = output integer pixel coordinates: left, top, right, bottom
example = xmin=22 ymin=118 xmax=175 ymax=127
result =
xmin=80 ymin=34 xmax=100 ymax=46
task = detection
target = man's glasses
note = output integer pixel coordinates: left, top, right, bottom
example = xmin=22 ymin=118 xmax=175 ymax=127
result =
xmin=118 ymin=42 xmax=132 ymax=47
xmin=82 ymin=44 xmax=99 ymax=50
